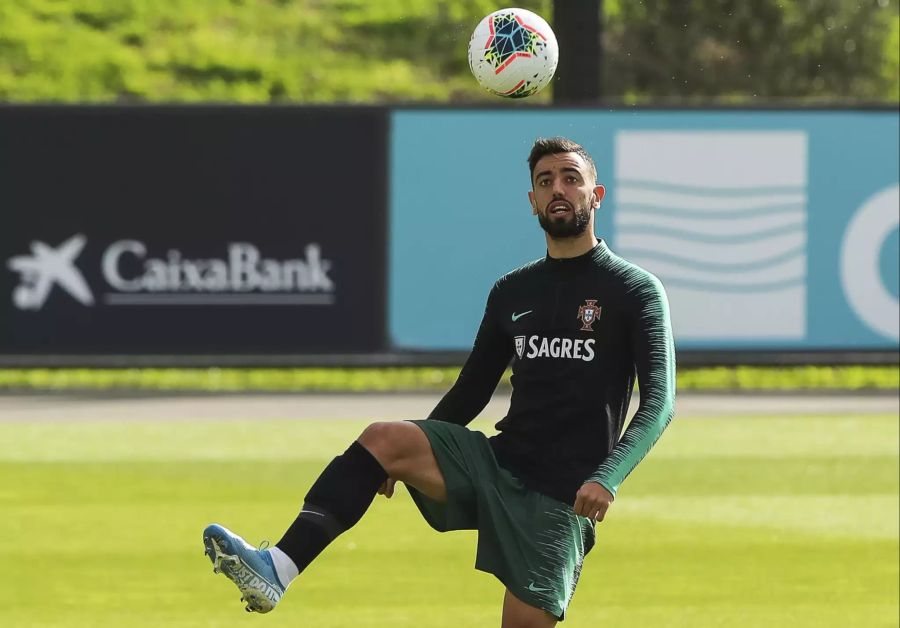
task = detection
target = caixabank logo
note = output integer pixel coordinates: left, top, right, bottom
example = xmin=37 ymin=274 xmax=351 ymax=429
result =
xmin=6 ymin=234 xmax=336 ymax=310
xmin=7 ymin=234 xmax=95 ymax=310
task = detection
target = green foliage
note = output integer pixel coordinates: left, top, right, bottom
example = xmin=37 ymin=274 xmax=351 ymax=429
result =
xmin=885 ymin=13 xmax=900 ymax=100
xmin=0 ymin=0 xmax=895 ymax=103
xmin=0 ymin=0 xmax=541 ymax=103
xmin=676 ymin=365 xmax=900 ymax=391
xmin=0 ymin=365 xmax=896 ymax=392
xmin=604 ymin=0 xmax=900 ymax=103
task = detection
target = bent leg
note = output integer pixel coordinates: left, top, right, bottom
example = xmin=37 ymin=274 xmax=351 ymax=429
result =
xmin=501 ymin=590 xmax=558 ymax=628
xmin=276 ymin=439 xmax=386 ymax=572
xmin=358 ymin=421 xmax=447 ymax=502
xmin=211 ymin=420 xmax=449 ymax=612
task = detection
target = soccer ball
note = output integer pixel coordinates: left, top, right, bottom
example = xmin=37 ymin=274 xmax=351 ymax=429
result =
xmin=468 ymin=8 xmax=559 ymax=98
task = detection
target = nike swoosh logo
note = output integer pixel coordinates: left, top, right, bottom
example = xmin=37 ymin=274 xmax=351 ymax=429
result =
xmin=511 ymin=310 xmax=533 ymax=322
xmin=527 ymin=582 xmax=551 ymax=593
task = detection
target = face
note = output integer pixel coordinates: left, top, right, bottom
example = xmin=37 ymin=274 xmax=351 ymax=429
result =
xmin=528 ymin=152 xmax=605 ymax=239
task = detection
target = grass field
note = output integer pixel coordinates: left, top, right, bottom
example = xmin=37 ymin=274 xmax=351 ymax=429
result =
xmin=1 ymin=411 xmax=897 ymax=627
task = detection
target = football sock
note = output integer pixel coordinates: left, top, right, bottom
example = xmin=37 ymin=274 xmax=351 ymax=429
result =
xmin=267 ymin=546 xmax=299 ymax=587
xmin=276 ymin=441 xmax=387 ymax=575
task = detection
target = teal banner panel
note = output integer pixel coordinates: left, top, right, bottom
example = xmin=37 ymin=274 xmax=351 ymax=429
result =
xmin=389 ymin=109 xmax=899 ymax=351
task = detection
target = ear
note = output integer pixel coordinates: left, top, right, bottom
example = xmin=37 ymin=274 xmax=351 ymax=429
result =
xmin=528 ymin=190 xmax=538 ymax=215
xmin=592 ymin=185 xmax=606 ymax=209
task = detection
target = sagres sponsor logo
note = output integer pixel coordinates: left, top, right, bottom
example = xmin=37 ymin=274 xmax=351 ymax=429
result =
xmin=7 ymin=234 xmax=94 ymax=310
xmin=6 ymin=235 xmax=336 ymax=309
xmin=516 ymin=335 xmax=595 ymax=362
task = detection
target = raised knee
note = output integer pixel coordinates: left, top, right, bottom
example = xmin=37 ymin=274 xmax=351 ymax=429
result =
xmin=358 ymin=421 xmax=406 ymax=471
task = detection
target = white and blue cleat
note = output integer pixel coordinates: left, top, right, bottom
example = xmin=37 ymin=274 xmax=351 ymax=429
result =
xmin=203 ymin=523 xmax=286 ymax=613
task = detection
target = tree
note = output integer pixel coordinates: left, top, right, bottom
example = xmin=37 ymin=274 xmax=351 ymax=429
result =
xmin=602 ymin=0 xmax=899 ymax=103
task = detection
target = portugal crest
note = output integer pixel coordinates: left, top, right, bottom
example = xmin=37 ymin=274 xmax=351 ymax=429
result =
xmin=577 ymin=299 xmax=600 ymax=331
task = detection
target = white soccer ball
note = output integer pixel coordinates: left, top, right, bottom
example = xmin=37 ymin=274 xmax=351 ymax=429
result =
xmin=468 ymin=8 xmax=559 ymax=98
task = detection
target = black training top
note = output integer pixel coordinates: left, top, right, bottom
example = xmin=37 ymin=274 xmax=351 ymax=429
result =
xmin=427 ymin=239 xmax=676 ymax=506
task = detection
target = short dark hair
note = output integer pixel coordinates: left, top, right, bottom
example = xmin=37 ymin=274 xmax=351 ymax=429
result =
xmin=527 ymin=137 xmax=597 ymax=183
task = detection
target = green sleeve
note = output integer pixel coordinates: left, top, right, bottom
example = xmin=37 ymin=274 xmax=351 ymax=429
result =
xmin=589 ymin=274 xmax=676 ymax=495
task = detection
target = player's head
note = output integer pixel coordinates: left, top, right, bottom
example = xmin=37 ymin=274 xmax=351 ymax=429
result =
xmin=527 ymin=137 xmax=605 ymax=239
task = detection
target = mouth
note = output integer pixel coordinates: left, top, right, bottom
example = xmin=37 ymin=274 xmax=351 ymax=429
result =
xmin=547 ymin=200 xmax=573 ymax=216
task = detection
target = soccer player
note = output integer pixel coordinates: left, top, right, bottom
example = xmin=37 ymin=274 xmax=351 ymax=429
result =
xmin=202 ymin=137 xmax=676 ymax=627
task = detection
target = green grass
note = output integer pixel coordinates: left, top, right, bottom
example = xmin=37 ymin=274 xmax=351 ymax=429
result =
xmin=0 ymin=365 xmax=897 ymax=392
xmin=0 ymin=413 xmax=897 ymax=627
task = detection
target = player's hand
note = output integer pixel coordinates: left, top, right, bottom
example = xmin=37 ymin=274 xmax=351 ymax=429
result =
xmin=573 ymin=482 xmax=614 ymax=522
xmin=378 ymin=478 xmax=396 ymax=498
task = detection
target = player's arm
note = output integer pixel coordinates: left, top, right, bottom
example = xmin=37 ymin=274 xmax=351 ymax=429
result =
xmin=426 ymin=283 xmax=512 ymax=427
xmin=575 ymin=275 xmax=676 ymax=519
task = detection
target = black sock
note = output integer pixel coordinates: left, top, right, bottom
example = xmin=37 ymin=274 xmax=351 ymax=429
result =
xmin=276 ymin=441 xmax=387 ymax=573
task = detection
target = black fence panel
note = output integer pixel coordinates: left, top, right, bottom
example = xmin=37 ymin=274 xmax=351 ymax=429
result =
xmin=0 ymin=106 xmax=388 ymax=357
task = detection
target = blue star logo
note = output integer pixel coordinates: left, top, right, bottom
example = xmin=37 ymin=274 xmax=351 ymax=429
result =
xmin=483 ymin=12 xmax=546 ymax=74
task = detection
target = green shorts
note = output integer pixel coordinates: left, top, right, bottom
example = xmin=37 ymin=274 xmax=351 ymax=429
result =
xmin=406 ymin=419 xmax=596 ymax=621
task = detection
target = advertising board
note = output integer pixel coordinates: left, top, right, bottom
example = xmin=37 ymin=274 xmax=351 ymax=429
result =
xmin=389 ymin=109 xmax=899 ymax=352
xmin=1 ymin=107 xmax=388 ymax=356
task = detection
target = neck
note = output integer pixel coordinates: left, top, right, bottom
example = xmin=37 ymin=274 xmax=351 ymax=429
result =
xmin=545 ymin=231 xmax=599 ymax=259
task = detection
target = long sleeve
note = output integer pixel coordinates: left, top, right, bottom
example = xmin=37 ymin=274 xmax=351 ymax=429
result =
xmin=428 ymin=283 xmax=513 ymax=426
xmin=588 ymin=275 xmax=676 ymax=496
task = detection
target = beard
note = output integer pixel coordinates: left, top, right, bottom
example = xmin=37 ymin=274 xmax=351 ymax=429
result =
xmin=538 ymin=204 xmax=591 ymax=238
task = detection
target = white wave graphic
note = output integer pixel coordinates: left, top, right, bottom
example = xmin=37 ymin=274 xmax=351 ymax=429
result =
xmin=614 ymin=130 xmax=809 ymax=339
xmin=616 ymin=210 xmax=805 ymax=237
xmin=616 ymin=232 xmax=806 ymax=265
xmin=624 ymin=254 xmax=805 ymax=286
xmin=667 ymin=285 xmax=806 ymax=339
xmin=616 ymin=131 xmax=807 ymax=188
xmin=616 ymin=187 xmax=806 ymax=212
